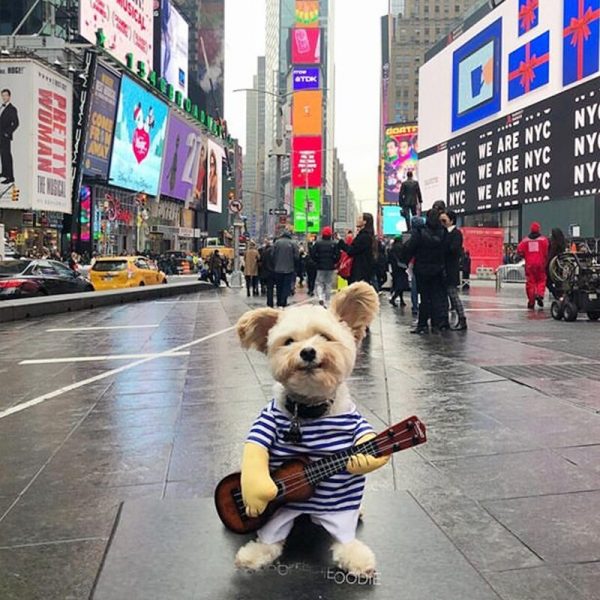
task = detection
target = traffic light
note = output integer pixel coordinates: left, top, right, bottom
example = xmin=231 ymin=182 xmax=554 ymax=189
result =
xmin=11 ymin=187 xmax=19 ymax=202
xmin=228 ymin=191 xmax=235 ymax=201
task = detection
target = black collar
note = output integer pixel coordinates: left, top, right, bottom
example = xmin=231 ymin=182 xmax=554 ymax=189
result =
xmin=285 ymin=396 xmax=333 ymax=419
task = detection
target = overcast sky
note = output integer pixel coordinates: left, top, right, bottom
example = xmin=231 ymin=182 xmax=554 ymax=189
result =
xmin=224 ymin=0 xmax=388 ymax=214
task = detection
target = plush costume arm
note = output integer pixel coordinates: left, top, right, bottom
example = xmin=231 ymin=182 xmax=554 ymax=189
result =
xmin=240 ymin=442 xmax=279 ymax=518
xmin=346 ymin=433 xmax=390 ymax=475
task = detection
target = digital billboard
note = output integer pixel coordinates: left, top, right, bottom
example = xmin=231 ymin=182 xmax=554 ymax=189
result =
xmin=0 ymin=60 xmax=72 ymax=213
xmin=79 ymin=0 xmax=154 ymax=71
xmin=382 ymin=206 xmax=408 ymax=236
xmin=296 ymin=1 xmax=319 ymax=27
xmin=79 ymin=185 xmax=92 ymax=243
xmin=293 ymin=136 xmax=322 ymax=187
xmin=108 ymin=76 xmax=169 ymax=195
xmin=207 ymin=139 xmax=224 ymax=213
xmin=508 ymin=31 xmax=549 ymax=101
xmin=563 ymin=0 xmax=600 ymax=86
xmin=160 ymin=113 xmax=204 ymax=203
xmin=452 ymin=19 xmax=502 ymax=132
xmin=82 ymin=63 xmax=120 ymax=179
xmin=291 ymin=28 xmax=321 ymax=65
xmin=157 ymin=0 xmax=189 ymax=97
xmin=294 ymin=188 xmax=320 ymax=233
xmin=292 ymin=90 xmax=322 ymax=135
xmin=382 ymin=124 xmax=418 ymax=204
xmin=293 ymin=67 xmax=320 ymax=91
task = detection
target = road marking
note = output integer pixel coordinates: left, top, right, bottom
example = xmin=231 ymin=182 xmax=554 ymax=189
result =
xmin=153 ymin=300 xmax=221 ymax=304
xmin=19 ymin=352 xmax=190 ymax=365
xmin=464 ymin=308 xmax=530 ymax=312
xmin=46 ymin=325 xmax=160 ymax=332
xmin=0 ymin=325 xmax=235 ymax=421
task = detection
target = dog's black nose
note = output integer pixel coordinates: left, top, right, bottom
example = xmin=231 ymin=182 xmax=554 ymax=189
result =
xmin=300 ymin=347 xmax=317 ymax=363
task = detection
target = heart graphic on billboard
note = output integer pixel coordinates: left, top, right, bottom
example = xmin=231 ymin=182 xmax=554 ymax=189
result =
xmin=132 ymin=128 xmax=150 ymax=164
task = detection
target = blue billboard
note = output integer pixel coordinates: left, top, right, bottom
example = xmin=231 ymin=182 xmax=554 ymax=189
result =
xmin=293 ymin=67 xmax=320 ymax=91
xmin=108 ymin=76 xmax=169 ymax=195
xmin=382 ymin=206 xmax=408 ymax=236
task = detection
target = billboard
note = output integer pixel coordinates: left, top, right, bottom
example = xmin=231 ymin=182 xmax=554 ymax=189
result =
xmin=108 ymin=76 xmax=169 ymax=195
xmin=0 ymin=60 xmax=72 ymax=213
xmin=157 ymin=0 xmax=189 ymax=97
xmin=291 ymin=28 xmax=321 ymax=64
xmin=293 ymin=67 xmax=320 ymax=91
xmin=82 ymin=63 xmax=121 ymax=179
xmin=160 ymin=113 xmax=204 ymax=203
xmin=294 ymin=188 xmax=320 ymax=233
xmin=382 ymin=124 xmax=418 ymax=204
xmin=296 ymin=1 xmax=319 ymax=27
xmin=292 ymin=90 xmax=322 ymax=135
xmin=442 ymin=74 xmax=600 ymax=213
xmin=382 ymin=206 xmax=408 ymax=236
xmin=293 ymin=136 xmax=322 ymax=187
xmin=207 ymin=139 xmax=224 ymax=213
xmin=79 ymin=0 xmax=154 ymax=71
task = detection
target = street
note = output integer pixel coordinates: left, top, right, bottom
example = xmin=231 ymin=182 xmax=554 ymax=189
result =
xmin=1 ymin=284 xmax=599 ymax=599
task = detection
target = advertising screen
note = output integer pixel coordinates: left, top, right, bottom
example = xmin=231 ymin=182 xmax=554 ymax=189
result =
xmin=82 ymin=63 xmax=120 ymax=179
xmin=291 ymin=28 xmax=321 ymax=65
xmin=79 ymin=0 xmax=154 ymax=71
xmin=292 ymin=90 xmax=322 ymax=135
xmin=296 ymin=1 xmax=319 ymax=27
xmin=207 ymin=139 xmax=224 ymax=213
xmin=160 ymin=113 xmax=204 ymax=203
xmin=382 ymin=124 xmax=418 ymax=204
xmin=293 ymin=136 xmax=322 ymax=187
xmin=0 ymin=60 xmax=72 ymax=213
xmin=159 ymin=0 xmax=189 ymax=97
xmin=294 ymin=188 xmax=320 ymax=233
xmin=382 ymin=206 xmax=408 ymax=236
xmin=108 ymin=76 xmax=169 ymax=195
xmin=293 ymin=67 xmax=320 ymax=91
xmin=79 ymin=185 xmax=92 ymax=243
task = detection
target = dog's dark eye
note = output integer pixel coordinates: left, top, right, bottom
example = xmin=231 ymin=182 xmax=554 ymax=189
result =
xmin=321 ymin=333 xmax=333 ymax=342
xmin=284 ymin=338 xmax=294 ymax=346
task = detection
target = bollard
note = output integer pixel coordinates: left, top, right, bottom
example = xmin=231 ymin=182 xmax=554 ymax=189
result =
xmin=495 ymin=272 xmax=502 ymax=291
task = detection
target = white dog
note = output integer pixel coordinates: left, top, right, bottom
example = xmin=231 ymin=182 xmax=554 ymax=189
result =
xmin=234 ymin=282 xmax=388 ymax=576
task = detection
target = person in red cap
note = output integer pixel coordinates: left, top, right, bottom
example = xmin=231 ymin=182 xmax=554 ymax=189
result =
xmin=310 ymin=226 xmax=340 ymax=307
xmin=517 ymin=222 xmax=549 ymax=309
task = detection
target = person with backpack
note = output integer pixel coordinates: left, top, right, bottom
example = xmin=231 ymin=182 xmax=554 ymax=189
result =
xmin=310 ymin=226 xmax=340 ymax=307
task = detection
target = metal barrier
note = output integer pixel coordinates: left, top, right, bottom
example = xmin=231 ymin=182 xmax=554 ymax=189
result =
xmin=476 ymin=267 xmax=496 ymax=280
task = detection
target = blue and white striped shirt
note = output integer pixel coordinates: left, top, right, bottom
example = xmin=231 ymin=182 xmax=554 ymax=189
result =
xmin=246 ymin=399 xmax=375 ymax=513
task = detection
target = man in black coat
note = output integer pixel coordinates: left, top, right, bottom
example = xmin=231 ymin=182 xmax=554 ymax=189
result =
xmin=441 ymin=210 xmax=467 ymax=330
xmin=401 ymin=208 xmax=449 ymax=334
xmin=310 ymin=226 xmax=340 ymax=307
xmin=398 ymin=171 xmax=422 ymax=231
xmin=0 ymin=89 xmax=19 ymax=184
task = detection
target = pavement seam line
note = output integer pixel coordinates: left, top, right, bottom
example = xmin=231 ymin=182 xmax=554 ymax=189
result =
xmin=0 ymin=325 xmax=236 ymax=420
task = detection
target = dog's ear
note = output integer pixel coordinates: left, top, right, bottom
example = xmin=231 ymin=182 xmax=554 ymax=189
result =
xmin=330 ymin=282 xmax=379 ymax=341
xmin=237 ymin=308 xmax=280 ymax=353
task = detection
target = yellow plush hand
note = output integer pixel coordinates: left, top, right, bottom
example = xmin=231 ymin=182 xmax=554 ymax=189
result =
xmin=346 ymin=453 xmax=390 ymax=475
xmin=240 ymin=443 xmax=278 ymax=518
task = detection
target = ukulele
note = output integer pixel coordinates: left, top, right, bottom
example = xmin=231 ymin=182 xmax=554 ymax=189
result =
xmin=214 ymin=416 xmax=426 ymax=534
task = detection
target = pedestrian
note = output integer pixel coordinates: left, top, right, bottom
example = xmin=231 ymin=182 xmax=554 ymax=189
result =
xmin=375 ymin=237 xmax=388 ymax=291
xmin=398 ymin=171 xmax=422 ymax=231
xmin=462 ymin=250 xmax=472 ymax=286
xmin=258 ymin=239 xmax=270 ymax=296
xmin=209 ymin=249 xmax=222 ymax=288
xmin=546 ymin=228 xmax=567 ymax=300
xmin=337 ymin=213 xmax=377 ymax=286
xmin=272 ymin=229 xmax=299 ymax=308
xmin=221 ymin=256 xmax=231 ymax=288
xmin=244 ymin=241 xmax=260 ymax=297
xmin=407 ymin=216 xmax=425 ymax=318
xmin=388 ymin=236 xmax=409 ymax=307
xmin=305 ymin=236 xmax=317 ymax=296
xmin=310 ymin=226 xmax=340 ymax=307
xmin=402 ymin=208 xmax=449 ymax=334
xmin=441 ymin=210 xmax=467 ymax=331
xmin=261 ymin=239 xmax=276 ymax=308
xmin=296 ymin=245 xmax=306 ymax=289
xmin=517 ymin=222 xmax=549 ymax=309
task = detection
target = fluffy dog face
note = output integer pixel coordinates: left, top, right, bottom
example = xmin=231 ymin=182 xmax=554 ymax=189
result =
xmin=237 ymin=282 xmax=379 ymax=400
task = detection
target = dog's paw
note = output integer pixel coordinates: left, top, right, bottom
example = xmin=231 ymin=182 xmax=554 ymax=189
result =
xmin=331 ymin=539 xmax=376 ymax=577
xmin=235 ymin=540 xmax=284 ymax=571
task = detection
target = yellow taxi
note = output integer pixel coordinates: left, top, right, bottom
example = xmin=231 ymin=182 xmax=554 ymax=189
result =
xmin=90 ymin=256 xmax=167 ymax=291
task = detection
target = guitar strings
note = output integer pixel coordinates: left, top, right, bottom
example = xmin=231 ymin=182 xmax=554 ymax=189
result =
xmin=236 ymin=429 xmax=424 ymax=514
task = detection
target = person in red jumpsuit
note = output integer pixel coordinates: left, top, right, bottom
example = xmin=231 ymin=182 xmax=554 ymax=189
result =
xmin=517 ymin=222 xmax=549 ymax=309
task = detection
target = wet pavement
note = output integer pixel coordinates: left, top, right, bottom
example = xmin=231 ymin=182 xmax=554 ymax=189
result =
xmin=0 ymin=282 xmax=599 ymax=599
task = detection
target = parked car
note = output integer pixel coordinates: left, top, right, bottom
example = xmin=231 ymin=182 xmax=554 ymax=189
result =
xmin=0 ymin=259 xmax=94 ymax=300
xmin=90 ymin=256 xmax=167 ymax=291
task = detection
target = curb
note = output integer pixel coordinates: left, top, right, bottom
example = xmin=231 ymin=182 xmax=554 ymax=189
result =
xmin=0 ymin=281 xmax=214 ymax=323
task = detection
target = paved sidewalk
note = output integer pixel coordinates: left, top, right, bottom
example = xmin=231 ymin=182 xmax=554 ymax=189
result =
xmin=0 ymin=283 xmax=599 ymax=599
